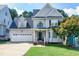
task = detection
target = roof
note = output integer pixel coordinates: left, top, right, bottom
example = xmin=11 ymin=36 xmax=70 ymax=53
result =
xmin=34 ymin=3 xmax=63 ymax=18
xmin=11 ymin=17 xmax=33 ymax=28
xmin=33 ymin=9 xmax=40 ymax=16
xmin=25 ymin=18 xmax=33 ymax=28
xmin=0 ymin=5 xmax=7 ymax=10
xmin=10 ymin=20 xmax=17 ymax=28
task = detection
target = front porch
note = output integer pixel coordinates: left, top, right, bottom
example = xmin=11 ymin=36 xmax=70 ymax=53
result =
xmin=33 ymin=29 xmax=49 ymax=45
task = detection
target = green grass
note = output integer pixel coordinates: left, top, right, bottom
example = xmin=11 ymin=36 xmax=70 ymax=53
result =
xmin=0 ymin=40 xmax=8 ymax=44
xmin=25 ymin=44 xmax=79 ymax=56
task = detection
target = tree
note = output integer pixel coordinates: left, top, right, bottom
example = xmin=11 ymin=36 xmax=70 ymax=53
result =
xmin=57 ymin=9 xmax=68 ymax=18
xmin=22 ymin=11 xmax=29 ymax=18
xmin=28 ymin=11 xmax=33 ymax=17
xmin=9 ymin=9 xmax=18 ymax=20
xmin=22 ymin=11 xmax=33 ymax=18
xmin=19 ymin=14 xmax=22 ymax=17
xmin=54 ymin=16 xmax=79 ymax=45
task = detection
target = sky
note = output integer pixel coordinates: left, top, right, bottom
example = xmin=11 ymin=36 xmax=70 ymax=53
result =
xmin=4 ymin=3 xmax=79 ymax=16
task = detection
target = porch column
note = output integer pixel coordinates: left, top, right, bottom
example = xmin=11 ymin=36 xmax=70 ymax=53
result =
xmin=50 ymin=29 xmax=53 ymax=42
xmin=33 ymin=29 xmax=35 ymax=43
xmin=45 ymin=30 xmax=48 ymax=43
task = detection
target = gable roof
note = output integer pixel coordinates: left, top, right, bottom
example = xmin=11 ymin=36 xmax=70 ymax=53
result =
xmin=34 ymin=4 xmax=63 ymax=18
xmin=0 ymin=5 xmax=7 ymax=10
xmin=10 ymin=20 xmax=17 ymax=28
xmin=12 ymin=17 xmax=33 ymax=28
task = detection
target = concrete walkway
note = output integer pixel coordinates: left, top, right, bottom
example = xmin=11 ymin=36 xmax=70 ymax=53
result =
xmin=33 ymin=45 xmax=46 ymax=47
xmin=0 ymin=43 xmax=33 ymax=56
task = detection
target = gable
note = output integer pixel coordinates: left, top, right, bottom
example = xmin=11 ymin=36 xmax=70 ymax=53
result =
xmin=0 ymin=5 xmax=7 ymax=10
xmin=34 ymin=4 xmax=63 ymax=18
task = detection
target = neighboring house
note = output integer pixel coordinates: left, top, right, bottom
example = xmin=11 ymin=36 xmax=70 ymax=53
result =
xmin=10 ymin=4 xmax=63 ymax=44
xmin=0 ymin=5 xmax=12 ymax=40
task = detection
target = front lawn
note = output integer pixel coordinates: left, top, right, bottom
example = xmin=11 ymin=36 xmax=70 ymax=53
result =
xmin=0 ymin=40 xmax=8 ymax=44
xmin=25 ymin=44 xmax=79 ymax=56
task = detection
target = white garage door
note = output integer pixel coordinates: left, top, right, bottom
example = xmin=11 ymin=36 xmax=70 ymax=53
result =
xmin=10 ymin=29 xmax=33 ymax=42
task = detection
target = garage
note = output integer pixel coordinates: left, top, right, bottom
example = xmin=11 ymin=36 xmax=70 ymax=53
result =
xmin=9 ymin=29 xmax=33 ymax=42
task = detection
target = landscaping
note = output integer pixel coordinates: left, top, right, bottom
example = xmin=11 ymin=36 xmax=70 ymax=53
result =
xmin=25 ymin=44 xmax=79 ymax=56
xmin=0 ymin=40 xmax=9 ymax=44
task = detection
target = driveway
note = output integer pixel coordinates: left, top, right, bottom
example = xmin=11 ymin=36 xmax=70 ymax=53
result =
xmin=0 ymin=43 xmax=33 ymax=56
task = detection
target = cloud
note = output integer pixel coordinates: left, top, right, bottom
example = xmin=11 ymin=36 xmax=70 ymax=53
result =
xmin=75 ymin=6 xmax=79 ymax=15
xmin=6 ymin=4 xmax=24 ymax=15
xmin=13 ymin=7 xmax=24 ymax=15
xmin=63 ymin=6 xmax=79 ymax=17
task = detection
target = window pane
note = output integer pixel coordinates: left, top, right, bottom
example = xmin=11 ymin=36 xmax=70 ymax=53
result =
xmin=37 ymin=21 xmax=43 ymax=28
xmin=4 ymin=19 xmax=5 ymax=23
xmin=5 ymin=12 xmax=7 ymax=16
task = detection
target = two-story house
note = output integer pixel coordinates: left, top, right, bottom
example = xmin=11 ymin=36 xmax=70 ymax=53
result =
xmin=0 ymin=5 xmax=12 ymax=40
xmin=10 ymin=4 xmax=63 ymax=44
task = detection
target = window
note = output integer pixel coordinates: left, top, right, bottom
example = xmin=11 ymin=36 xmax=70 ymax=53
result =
xmin=20 ymin=22 xmax=25 ymax=28
xmin=55 ymin=23 xmax=58 ymax=26
xmin=5 ymin=12 xmax=8 ymax=16
xmin=49 ymin=20 xmax=51 ymax=27
xmin=37 ymin=21 xmax=43 ymax=28
xmin=51 ymin=22 xmax=58 ymax=26
xmin=4 ymin=19 xmax=5 ymax=23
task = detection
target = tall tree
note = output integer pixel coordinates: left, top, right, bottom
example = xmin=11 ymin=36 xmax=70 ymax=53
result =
xmin=57 ymin=9 xmax=68 ymax=18
xmin=54 ymin=16 xmax=79 ymax=45
xmin=22 ymin=11 xmax=33 ymax=18
xmin=28 ymin=11 xmax=33 ymax=17
xmin=9 ymin=9 xmax=18 ymax=20
xmin=22 ymin=11 xmax=29 ymax=18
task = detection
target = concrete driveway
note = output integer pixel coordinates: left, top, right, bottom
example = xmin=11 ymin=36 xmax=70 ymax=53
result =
xmin=0 ymin=43 xmax=33 ymax=56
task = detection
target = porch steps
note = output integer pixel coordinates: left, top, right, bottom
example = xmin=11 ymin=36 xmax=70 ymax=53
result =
xmin=34 ymin=40 xmax=46 ymax=45
xmin=33 ymin=45 xmax=45 ymax=47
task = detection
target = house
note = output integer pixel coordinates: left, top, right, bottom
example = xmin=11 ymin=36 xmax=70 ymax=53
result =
xmin=10 ymin=4 xmax=63 ymax=44
xmin=0 ymin=5 xmax=12 ymax=40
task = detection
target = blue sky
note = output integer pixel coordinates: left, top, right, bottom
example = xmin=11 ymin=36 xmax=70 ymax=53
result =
xmin=6 ymin=3 xmax=79 ymax=16
xmin=7 ymin=3 xmax=79 ymax=11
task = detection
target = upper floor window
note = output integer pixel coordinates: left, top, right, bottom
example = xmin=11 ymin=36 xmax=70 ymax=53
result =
xmin=51 ymin=20 xmax=58 ymax=27
xmin=4 ymin=19 xmax=5 ymax=23
xmin=26 ymin=22 xmax=31 ymax=28
xmin=55 ymin=23 xmax=58 ymax=26
xmin=5 ymin=12 xmax=8 ymax=16
xmin=49 ymin=20 xmax=51 ymax=27
xmin=20 ymin=22 xmax=25 ymax=28
xmin=51 ymin=22 xmax=58 ymax=26
xmin=37 ymin=21 xmax=43 ymax=28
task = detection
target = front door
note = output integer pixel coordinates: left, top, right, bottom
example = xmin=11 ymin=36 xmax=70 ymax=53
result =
xmin=38 ymin=31 xmax=44 ymax=41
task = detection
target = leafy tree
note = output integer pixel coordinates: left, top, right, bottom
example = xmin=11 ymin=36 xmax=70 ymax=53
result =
xmin=22 ymin=11 xmax=33 ymax=18
xmin=9 ymin=9 xmax=18 ymax=20
xmin=71 ymin=15 xmax=79 ymax=19
xmin=19 ymin=14 xmax=22 ymax=17
xmin=54 ymin=16 xmax=79 ymax=44
xmin=57 ymin=9 xmax=68 ymax=18
xmin=28 ymin=11 xmax=33 ymax=17
xmin=22 ymin=11 xmax=29 ymax=18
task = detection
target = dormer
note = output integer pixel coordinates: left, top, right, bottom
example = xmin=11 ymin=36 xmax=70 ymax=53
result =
xmin=18 ymin=16 xmax=27 ymax=28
